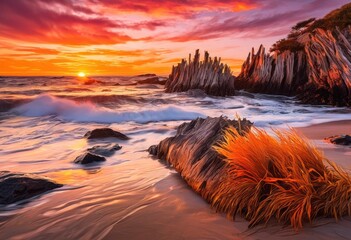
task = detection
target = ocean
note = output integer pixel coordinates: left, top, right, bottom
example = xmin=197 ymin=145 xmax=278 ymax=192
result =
xmin=0 ymin=76 xmax=351 ymax=239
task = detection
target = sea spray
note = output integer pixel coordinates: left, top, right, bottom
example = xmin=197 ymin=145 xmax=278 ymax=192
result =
xmin=13 ymin=94 xmax=205 ymax=124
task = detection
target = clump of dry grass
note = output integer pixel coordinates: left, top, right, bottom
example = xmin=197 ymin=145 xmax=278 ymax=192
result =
xmin=214 ymin=127 xmax=351 ymax=230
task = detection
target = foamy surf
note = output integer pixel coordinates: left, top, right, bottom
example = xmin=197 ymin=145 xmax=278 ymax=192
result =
xmin=12 ymin=94 xmax=205 ymax=123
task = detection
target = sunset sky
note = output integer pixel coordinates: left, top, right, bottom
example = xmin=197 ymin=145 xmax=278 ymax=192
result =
xmin=0 ymin=0 xmax=349 ymax=76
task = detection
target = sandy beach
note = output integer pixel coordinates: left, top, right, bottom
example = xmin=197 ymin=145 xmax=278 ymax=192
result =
xmin=296 ymin=120 xmax=351 ymax=169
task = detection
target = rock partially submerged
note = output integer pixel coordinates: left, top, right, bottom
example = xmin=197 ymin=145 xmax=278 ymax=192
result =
xmin=165 ymin=50 xmax=235 ymax=96
xmin=84 ymin=128 xmax=129 ymax=140
xmin=74 ymin=152 xmax=106 ymax=164
xmin=325 ymin=134 xmax=351 ymax=146
xmin=149 ymin=116 xmax=252 ymax=209
xmin=135 ymin=73 xmax=157 ymax=78
xmin=184 ymin=89 xmax=208 ymax=98
xmin=136 ymin=77 xmax=167 ymax=85
xmin=0 ymin=171 xmax=62 ymax=205
xmin=88 ymin=143 xmax=122 ymax=157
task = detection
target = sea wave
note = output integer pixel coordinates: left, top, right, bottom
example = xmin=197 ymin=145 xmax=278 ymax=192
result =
xmin=0 ymin=94 xmax=170 ymax=112
xmin=0 ymin=99 xmax=28 ymax=112
xmin=12 ymin=94 xmax=204 ymax=123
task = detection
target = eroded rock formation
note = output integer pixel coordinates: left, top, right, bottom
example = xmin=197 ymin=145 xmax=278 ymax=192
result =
xmin=236 ymin=27 xmax=351 ymax=106
xmin=236 ymin=45 xmax=307 ymax=95
xmin=165 ymin=50 xmax=235 ymax=96
xmin=149 ymin=116 xmax=252 ymax=212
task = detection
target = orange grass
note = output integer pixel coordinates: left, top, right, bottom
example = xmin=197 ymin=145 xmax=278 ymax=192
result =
xmin=214 ymin=127 xmax=351 ymax=230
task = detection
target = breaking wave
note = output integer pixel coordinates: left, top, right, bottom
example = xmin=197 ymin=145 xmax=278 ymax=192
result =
xmin=12 ymin=94 xmax=204 ymax=123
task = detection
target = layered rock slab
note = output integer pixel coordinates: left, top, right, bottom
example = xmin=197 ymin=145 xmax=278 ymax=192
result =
xmin=149 ymin=117 xmax=252 ymax=213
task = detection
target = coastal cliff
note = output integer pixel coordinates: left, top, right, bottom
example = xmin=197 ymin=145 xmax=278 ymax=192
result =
xmin=236 ymin=4 xmax=351 ymax=106
xmin=236 ymin=27 xmax=351 ymax=106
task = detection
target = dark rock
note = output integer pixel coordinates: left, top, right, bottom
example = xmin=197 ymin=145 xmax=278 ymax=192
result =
xmin=0 ymin=171 xmax=62 ymax=205
xmin=165 ymin=50 xmax=235 ymax=96
xmin=74 ymin=152 xmax=106 ymax=164
xmin=185 ymin=89 xmax=207 ymax=98
xmin=84 ymin=128 xmax=129 ymax=140
xmin=137 ymin=77 xmax=166 ymax=85
xmin=148 ymin=145 xmax=158 ymax=155
xmin=88 ymin=143 xmax=122 ymax=157
xmin=136 ymin=73 xmax=157 ymax=77
xmin=135 ymin=84 xmax=162 ymax=89
xmin=325 ymin=135 xmax=351 ymax=146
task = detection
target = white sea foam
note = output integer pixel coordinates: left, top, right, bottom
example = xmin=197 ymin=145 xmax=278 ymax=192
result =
xmin=13 ymin=94 xmax=204 ymax=123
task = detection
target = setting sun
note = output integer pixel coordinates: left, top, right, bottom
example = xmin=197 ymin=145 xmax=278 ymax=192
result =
xmin=78 ymin=72 xmax=86 ymax=77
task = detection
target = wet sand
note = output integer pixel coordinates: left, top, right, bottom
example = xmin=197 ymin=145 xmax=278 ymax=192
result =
xmin=297 ymin=120 xmax=351 ymax=139
xmin=296 ymin=120 xmax=351 ymax=169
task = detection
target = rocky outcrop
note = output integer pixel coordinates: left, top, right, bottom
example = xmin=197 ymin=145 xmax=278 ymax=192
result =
xmin=88 ymin=143 xmax=122 ymax=157
xmin=74 ymin=152 xmax=106 ymax=164
xmin=236 ymin=27 xmax=351 ymax=106
xmin=325 ymin=134 xmax=351 ymax=146
xmin=135 ymin=74 xmax=157 ymax=78
xmin=165 ymin=50 xmax=235 ymax=96
xmin=136 ymin=76 xmax=167 ymax=85
xmin=301 ymin=28 xmax=351 ymax=105
xmin=84 ymin=128 xmax=129 ymax=140
xmin=0 ymin=171 xmax=62 ymax=204
xmin=236 ymin=45 xmax=307 ymax=95
xmin=149 ymin=116 xmax=252 ymax=212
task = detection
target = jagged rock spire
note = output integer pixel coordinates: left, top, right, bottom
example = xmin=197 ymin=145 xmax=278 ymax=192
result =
xmin=236 ymin=28 xmax=351 ymax=106
xmin=165 ymin=50 xmax=235 ymax=96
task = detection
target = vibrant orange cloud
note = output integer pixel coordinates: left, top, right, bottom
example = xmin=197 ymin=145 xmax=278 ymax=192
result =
xmin=95 ymin=0 xmax=260 ymax=16
xmin=71 ymin=49 xmax=173 ymax=57
xmin=15 ymin=47 xmax=60 ymax=55
xmin=233 ymin=3 xmax=257 ymax=11
xmin=0 ymin=0 xmax=349 ymax=76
